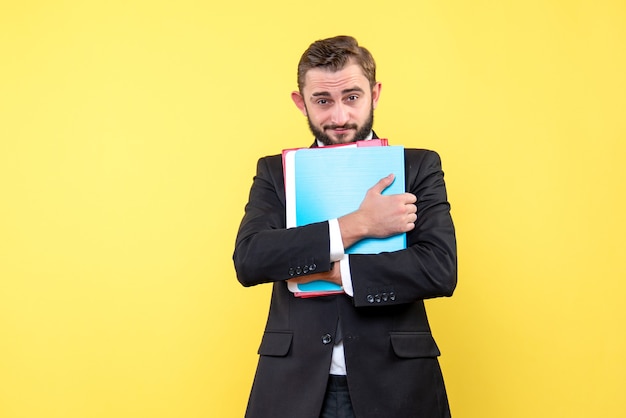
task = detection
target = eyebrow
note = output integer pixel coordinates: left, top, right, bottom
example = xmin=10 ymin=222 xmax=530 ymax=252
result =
xmin=311 ymin=87 xmax=365 ymax=97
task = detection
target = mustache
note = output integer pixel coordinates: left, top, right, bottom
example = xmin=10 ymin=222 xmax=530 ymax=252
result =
xmin=324 ymin=123 xmax=358 ymax=130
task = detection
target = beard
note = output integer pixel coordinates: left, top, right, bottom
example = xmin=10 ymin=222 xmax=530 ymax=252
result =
xmin=307 ymin=106 xmax=375 ymax=146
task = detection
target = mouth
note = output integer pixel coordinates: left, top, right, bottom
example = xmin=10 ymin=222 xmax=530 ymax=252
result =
xmin=326 ymin=124 xmax=357 ymax=135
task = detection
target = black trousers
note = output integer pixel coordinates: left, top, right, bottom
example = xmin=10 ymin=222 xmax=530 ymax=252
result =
xmin=319 ymin=375 xmax=355 ymax=418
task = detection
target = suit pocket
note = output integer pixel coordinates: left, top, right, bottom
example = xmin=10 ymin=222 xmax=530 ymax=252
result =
xmin=390 ymin=332 xmax=441 ymax=358
xmin=257 ymin=330 xmax=293 ymax=357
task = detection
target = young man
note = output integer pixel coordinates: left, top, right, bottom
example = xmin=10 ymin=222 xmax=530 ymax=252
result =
xmin=233 ymin=35 xmax=457 ymax=418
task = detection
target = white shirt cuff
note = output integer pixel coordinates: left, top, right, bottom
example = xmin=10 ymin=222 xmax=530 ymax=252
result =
xmin=328 ymin=218 xmax=345 ymax=261
xmin=328 ymin=219 xmax=353 ymax=297
xmin=339 ymin=256 xmax=353 ymax=297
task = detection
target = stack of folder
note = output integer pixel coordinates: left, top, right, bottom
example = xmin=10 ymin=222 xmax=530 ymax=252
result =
xmin=282 ymin=139 xmax=407 ymax=297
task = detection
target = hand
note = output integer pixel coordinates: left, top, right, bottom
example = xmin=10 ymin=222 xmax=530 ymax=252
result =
xmin=286 ymin=262 xmax=342 ymax=286
xmin=338 ymin=174 xmax=417 ymax=248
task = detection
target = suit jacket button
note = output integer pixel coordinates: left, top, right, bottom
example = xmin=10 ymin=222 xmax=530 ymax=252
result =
xmin=296 ymin=267 xmax=302 ymax=275
xmin=288 ymin=268 xmax=295 ymax=276
xmin=375 ymin=294 xmax=382 ymax=303
xmin=303 ymin=265 xmax=309 ymax=273
xmin=367 ymin=295 xmax=374 ymax=303
xmin=310 ymin=263 xmax=316 ymax=271
xmin=389 ymin=292 xmax=396 ymax=301
xmin=322 ymin=334 xmax=332 ymax=345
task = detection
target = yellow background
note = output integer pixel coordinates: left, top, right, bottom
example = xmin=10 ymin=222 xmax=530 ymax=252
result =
xmin=1 ymin=1 xmax=625 ymax=417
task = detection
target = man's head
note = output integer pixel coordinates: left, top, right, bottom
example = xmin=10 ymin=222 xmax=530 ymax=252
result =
xmin=291 ymin=36 xmax=382 ymax=145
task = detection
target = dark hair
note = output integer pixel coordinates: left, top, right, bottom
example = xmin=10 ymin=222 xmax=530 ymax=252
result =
xmin=296 ymin=36 xmax=377 ymax=91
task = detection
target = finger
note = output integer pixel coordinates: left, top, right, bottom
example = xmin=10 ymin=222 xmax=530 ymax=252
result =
xmin=404 ymin=193 xmax=417 ymax=204
xmin=369 ymin=174 xmax=395 ymax=195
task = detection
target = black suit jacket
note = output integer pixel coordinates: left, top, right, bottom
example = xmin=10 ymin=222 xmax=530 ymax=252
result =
xmin=233 ymin=142 xmax=457 ymax=418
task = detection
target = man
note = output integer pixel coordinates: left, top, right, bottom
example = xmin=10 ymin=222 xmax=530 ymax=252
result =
xmin=233 ymin=35 xmax=457 ymax=418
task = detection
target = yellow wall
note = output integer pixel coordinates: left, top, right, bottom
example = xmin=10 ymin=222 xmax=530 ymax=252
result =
xmin=1 ymin=1 xmax=624 ymax=417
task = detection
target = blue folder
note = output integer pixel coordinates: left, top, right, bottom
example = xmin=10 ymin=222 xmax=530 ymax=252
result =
xmin=285 ymin=145 xmax=406 ymax=295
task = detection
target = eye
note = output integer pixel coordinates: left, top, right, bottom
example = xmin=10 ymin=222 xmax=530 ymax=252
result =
xmin=316 ymin=99 xmax=329 ymax=105
xmin=346 ymin=95 xmax=359 ymax=102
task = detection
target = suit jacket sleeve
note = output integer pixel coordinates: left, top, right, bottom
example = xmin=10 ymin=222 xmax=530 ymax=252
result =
xmin=233 ymin=155 xmax=333 ymax=287
xmin=349 ymin=149 xmax=457 ymax=307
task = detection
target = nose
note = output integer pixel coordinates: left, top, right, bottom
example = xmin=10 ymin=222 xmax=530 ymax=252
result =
xmin=331 ymin=103 xmax=350 ymax=126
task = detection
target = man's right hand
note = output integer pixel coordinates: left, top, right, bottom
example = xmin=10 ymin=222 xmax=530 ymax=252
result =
xmin=338 ymin=174 xmax=417 ymax=250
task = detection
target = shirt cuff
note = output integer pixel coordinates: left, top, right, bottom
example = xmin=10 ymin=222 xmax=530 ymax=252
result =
xmin=340 ymin=256 xmax=353 ymax=297
xmin=328 ymin=218 xmax=345 ymax=262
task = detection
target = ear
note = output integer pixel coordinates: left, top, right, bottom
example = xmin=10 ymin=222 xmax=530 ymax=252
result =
xmin=371 ymin=82 xmax=382 ymax=110
xmin=291 ymin=91 xmax=308 ymax=116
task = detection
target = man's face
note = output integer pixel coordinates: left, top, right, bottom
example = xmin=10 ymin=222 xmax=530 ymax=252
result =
xmin=292 ymin=62 xmax=381 ymax=146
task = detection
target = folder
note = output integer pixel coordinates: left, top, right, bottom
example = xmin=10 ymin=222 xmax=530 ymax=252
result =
xmin=283 ymin=142 xmax=406 ymax=297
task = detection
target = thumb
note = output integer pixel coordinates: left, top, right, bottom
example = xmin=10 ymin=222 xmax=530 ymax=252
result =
xmin=369 ymin=173 xmax=395 ymax=195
